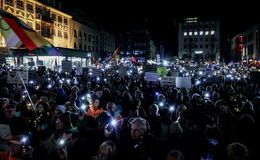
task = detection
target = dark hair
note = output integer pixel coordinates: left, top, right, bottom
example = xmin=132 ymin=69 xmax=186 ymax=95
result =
xmin=58 ymin=112 xmax=73 ymax=129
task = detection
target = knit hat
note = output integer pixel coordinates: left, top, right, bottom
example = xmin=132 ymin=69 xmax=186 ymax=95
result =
xmin=56 ymin=105 xmax=66 ymax=113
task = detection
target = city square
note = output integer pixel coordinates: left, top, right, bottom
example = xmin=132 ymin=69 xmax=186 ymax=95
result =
xmin=0 ymin=0 xmax=259 ymax=160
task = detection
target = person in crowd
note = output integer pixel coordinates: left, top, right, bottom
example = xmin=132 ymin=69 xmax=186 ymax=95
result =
xmin=119 ymin=117 xmax=159 ymax=160
xmin=166 ymin=149 xmax=185 ymax=160
xmin=32 ymin=112 xmax=78 ymax=160
xmin=227 ymin=142 xmax=249 ymax=160
xmin=87 ymin=98 xmax=104 ymax=118
xmin=92 ymin=140 xmax=118 ymax=160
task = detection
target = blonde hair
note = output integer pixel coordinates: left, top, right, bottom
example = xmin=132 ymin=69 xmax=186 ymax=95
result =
xmin=97 ymin=140 xmax=117 ymax=160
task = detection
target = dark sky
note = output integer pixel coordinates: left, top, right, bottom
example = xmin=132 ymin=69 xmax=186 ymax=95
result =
xmin=64 ymin=0 xmax=259 ymax=56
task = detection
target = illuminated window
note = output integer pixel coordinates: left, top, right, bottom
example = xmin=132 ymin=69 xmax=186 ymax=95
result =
xmin=194 ymin=31 xmax=198 ymax=35
xmin=27 ymin=3 xmax=33 ymax=12
xmin=200 ymin=31 xmax=203 ymax=35
xmin=58 ymin=16 xmax=62 ymax=23
xmin=184 ymin=32 xmax=187 ymax=36
xmin=189 ymin=32 xmax=193 ymax=36
xmin=64 ymin=32 xmax=68 ymax=38
xmin=64 ymin=19 xmax=68 ymax=25
xmin=205 ymin=31 xmax=209 ymax=35
xmin=17 ymin=0 xmax=24 ymax=9
xmin=5 ymin=0 xmax=13 ymax=6
xmin=211 ymin=31 xmax=215 ymax=35
xmin=74 ymin=29 xmax=77 ymax=38
xmin=58 ymin=30 xmax=62 ymax=37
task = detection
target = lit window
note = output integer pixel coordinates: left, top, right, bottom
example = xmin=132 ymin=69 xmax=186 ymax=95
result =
xmin=184 ymin=32 xmax=187 ymax=36
xmin=211 ymin=31 xmax=215 ymax=35
xmin=189 ymin=32 xmax=192 ymax=36
xmin=194 ymin=31 xmax=198 ymax=35
xmin=205 ymin=31 xmax=209 ymax=35
xmin=200 ymin=31 xmax=203 ymax=35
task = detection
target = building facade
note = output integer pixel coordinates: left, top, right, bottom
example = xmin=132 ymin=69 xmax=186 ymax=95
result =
xmin=230 ymin=34 xmax=243 ymax=62
xmin=0 ymin=0 xmax=115 ymax=62
xmin=241 ymin=24 xmax=260 ymax=61
xmin=178 ymin=17 xmax=220 ymax=62
xmin=116 ymin=29 xmax=156 ymax=62
xmin=0 ymin=0 xmax=72 ymax=49
xmin=100 ymin=29 xmax=115 ymax=59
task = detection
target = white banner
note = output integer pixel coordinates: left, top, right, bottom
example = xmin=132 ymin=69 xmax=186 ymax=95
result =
xmin=144 ymin=72 xmax=159 ymax=82
xmin=160 ymin=76 xmax=176 ymax=86
xmin=76 ymin=65 xmax=83 ymax=76
xmin=62 ymin=60 xmax=72 ymax=73
xmin=176 ymin=77 xmax=192 ymax=88
xmin=0 ymin=124 xmax=12 ymax=140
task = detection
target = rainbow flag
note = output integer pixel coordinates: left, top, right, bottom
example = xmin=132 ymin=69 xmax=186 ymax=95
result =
xmin=105 ymin=48 xmax=119 ymax=63
xmin=0 ymin=9 xmax=61 ymax=55
xmin=131 ymin=56 xmax=139 ymax=65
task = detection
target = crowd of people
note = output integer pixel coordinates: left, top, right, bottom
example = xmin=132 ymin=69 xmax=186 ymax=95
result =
xmin=0 ymin=61 xmax=259 ymax=160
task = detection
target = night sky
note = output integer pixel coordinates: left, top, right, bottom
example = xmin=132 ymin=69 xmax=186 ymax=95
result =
xmin=64 ymin=0 xmax=259 ymax=56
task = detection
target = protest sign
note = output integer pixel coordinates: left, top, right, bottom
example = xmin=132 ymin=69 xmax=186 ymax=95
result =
xmin=144 ymin=72 xmax=159 ymax=82
xmin=176 ymin=77 xmax=192 ymax=88
xmin=160 ymin=76 xmax=176 ymax=86
xmin=7 ymin=71 xmax=28 ymax=84
xmin=62 ymin=60 xmax=72 ymax=73
xmin=157 ymin=67 xmax=167 ymax=75
xmin=0 ymin=124 xmax=12 ymax=140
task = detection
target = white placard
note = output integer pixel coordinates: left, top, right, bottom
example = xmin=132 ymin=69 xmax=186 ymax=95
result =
xmin=0 ymin=124 xmax=12 ymax=140
xmin=160 ymin=76 xmax=176 ymax=86
xmin=170 ymin=71 xmax=179 ymax=77
xmin=7 ymin=71 xmax=28 ymax=84
xmin=62 ymin=60 xmax=72 ymax=73
xmin=176 ymin=77 xmax=192 ymax=88
xmin=37 ymin=60 xmax=43 ymax=66
xmin=144 ymin=72 xmax=159 ymax=82
xmin=76 ymin=65 xmax=83 ymax=76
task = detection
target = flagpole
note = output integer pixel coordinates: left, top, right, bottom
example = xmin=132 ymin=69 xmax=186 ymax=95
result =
xmin=17 ymin=71 xmax=37 ymax=116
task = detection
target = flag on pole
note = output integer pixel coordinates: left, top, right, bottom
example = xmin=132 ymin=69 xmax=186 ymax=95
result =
xmin=131 ymin=56 xmax=139 ymax=65
xmin=0 ymin=9 xmax=62 ymax=56
xmin=105 ymin=48 xmax=119 ymax=63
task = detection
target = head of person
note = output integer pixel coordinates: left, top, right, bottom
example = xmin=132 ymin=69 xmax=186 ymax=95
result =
xmin=93 ymin=98 xmax=101 ymax=110
xmin=106 ymin=102 xmax=116 ymax=113
xmin=134 ymin=90 xmax=144 ymax=100
xmin=35 ymin=101 xmax=49 ymax=113
xmin=55 ymin=105 xmax=66 ymax=116
xmin=1 ymin=87 xmax=9 ymax=95
xmin=241 ymin=100 xmax=254 ymax=114
xmin=191 ymin=93 xmax=202 ymax=107
xmin=71 ymin=86 xmax=80 ymax=94
xmin=129 ymin=107 xmax=139 ymax=117
xmin=149 ymin=103 xmax=159 ymax=117
xmin=56 ymin=112 xmax=72 ymax=131
xmin=227 ymin=142 xmax=248 ymax=160
xmin=177 ymin=91 xmax=184 ymax=102
xmin=129 ymin=117 xmax=148 ymax=140
xmin=166 ymin=149 xmax=185 ymax=160
xmin=97 ymin=140 xmax=117 ymax=160
xmin=4 ymin=104 xmax=16 ymax=119
xmin=215 ymin=100 xmax=228 ymax=113
xmin=0 ymin=97 xmax=9 ymax=108
xmin=175 ymin=104 xmax=187 ymax=118
xmin=69 ymin=93 xmax=78 ymax=103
